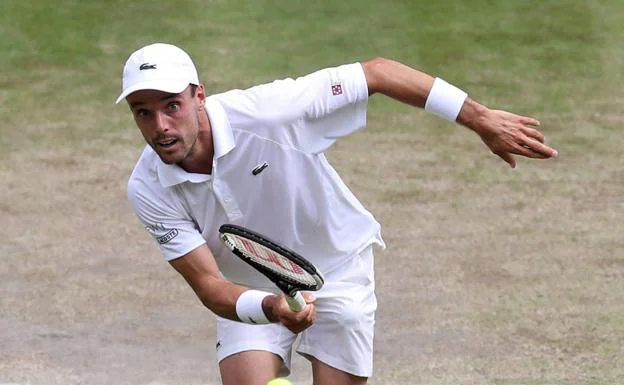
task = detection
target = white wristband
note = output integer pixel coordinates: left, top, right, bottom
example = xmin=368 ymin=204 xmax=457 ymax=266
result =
xmin=424 ymin=77 xmax=468 ymax=122
xmin=236 ymin=290 xmax=272 ymax=324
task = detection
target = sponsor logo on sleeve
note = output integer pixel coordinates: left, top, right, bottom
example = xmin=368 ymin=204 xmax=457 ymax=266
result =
xmin=157 ymin=229 xmax=179 ymax=244
xmin=144 ymin=223 xmax=166 ymax=234
xmin=331 ymin=82 xmax=343 ymax=96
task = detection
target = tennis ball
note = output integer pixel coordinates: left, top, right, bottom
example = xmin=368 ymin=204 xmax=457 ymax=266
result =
xmin=267 ymin=378 xmax=293 ymax=385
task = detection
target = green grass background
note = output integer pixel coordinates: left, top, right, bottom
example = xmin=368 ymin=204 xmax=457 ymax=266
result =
xmin=1 ymin=1 xmax=623 ymax=384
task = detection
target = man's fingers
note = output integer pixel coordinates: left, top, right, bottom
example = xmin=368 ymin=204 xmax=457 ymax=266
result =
xmin=485 ymin=111 xmax=557 ymax=165
xmin=521 ymin=126 xmax=545 ymax=143
xmin=302 ymin=293 xmax=317 ymax=304
xmin=277 ymin=294 xmax=316 ymax=333
xmin=513 ymin=114 xmax=540 ymax=127
xmin=497 ymin=151 xmax=516 ymax=168
xmin=496 ymin=141 xmax=556 ymax=167
xmin=283 ymin=306 xmax=315 ymax=333
xmin=519 ymin=137 xmax=558 ymax=158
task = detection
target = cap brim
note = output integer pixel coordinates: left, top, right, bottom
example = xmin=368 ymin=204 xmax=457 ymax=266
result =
xmin=115 ymin=79 xmax=192 ymax=104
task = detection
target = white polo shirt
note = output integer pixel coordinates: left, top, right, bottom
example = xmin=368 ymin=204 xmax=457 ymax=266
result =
xmin=128 ymin=63 xmax=384 ymax=289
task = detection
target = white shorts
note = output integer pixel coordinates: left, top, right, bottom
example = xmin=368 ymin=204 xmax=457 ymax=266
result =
xmin=215 ymin=245 xmax=377 ymax=377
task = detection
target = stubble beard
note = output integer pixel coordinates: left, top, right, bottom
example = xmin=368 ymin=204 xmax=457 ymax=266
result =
xmin=155 ymin=107 xmax=203 ymax=165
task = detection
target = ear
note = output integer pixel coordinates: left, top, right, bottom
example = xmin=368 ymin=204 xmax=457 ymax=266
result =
xmin=195 ymin=83 xmax=207 ymax=102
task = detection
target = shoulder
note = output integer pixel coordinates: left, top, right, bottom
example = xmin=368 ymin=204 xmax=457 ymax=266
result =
xmin=210 ymin=63 xmax=366 ymax=120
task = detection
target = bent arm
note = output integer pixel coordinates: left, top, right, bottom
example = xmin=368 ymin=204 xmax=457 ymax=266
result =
xmin=361 ymin=57 xmax=557 ymax=167
xmin=169 ymin=244 xmax=317 ymax=332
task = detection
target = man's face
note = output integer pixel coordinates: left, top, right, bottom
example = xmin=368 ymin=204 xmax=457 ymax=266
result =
xmin=126 ymin=85 xmax=204 ymax=165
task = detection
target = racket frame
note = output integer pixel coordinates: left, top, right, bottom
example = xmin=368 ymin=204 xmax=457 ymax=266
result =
xmin=219 ymin=224 xmax=324 ymax=311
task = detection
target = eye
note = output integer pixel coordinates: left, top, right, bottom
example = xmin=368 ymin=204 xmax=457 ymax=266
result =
xmin=135 ymin=109 xmax=150 ymax=118
xmin=167 ymin=102 xmax=181 ymax=112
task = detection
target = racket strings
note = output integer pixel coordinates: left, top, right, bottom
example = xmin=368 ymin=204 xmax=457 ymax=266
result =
xmin=227 ymin=235 xmax=317 ymax=285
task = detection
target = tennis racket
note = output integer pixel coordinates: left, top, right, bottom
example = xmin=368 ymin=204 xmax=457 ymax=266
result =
xmin=218 ymin=224 xmax=324 ymax=311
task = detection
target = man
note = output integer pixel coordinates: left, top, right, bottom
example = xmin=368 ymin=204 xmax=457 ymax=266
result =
xmin=116 ymin=43 xmax=557 ymax=385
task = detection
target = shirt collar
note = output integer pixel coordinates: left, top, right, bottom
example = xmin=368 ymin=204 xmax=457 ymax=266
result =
xmin=206 ymin=96 xmax=235 ymax=159
xmin=156 ymin=97 xmax=235 ymax=188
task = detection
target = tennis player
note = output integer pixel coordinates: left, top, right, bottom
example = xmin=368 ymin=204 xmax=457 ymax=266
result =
xmin=116 ymin=43 xmax=557 ymax=385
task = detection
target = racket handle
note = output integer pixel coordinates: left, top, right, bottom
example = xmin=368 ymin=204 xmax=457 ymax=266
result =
xmin=286 ymin=291 xmax=306 ymax=312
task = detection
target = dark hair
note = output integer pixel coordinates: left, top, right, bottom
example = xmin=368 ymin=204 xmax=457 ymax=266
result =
xmin=189 ymin=84 xmax=198 ymax=96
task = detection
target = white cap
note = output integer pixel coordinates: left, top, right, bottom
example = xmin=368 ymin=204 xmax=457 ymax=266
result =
xmin=115 ymin=43 xmax=199 ymax=104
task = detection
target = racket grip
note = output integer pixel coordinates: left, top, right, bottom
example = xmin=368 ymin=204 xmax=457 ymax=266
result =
xmin=286 ymin=291 xmax=306 ymax=312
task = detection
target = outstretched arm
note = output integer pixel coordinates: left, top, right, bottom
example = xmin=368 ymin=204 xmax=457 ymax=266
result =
xmin=361 ymin=57 xmax=557 ymax=168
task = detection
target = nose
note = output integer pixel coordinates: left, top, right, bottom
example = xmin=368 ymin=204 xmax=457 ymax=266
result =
xmin=153 ymin=111 xmax=170 ymax=133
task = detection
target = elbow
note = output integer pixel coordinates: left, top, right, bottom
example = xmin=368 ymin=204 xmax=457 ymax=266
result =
xmin=361 ymin=57 xmax=393 ymax=95
xmin=365 ymin=57 xmax=391 ymax=67
xmin=199 ymin=295 xmax=212 ymax=310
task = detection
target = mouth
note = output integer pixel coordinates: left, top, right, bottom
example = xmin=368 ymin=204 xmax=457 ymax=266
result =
xmin=156 ymin=138 xmax=179 ymax=149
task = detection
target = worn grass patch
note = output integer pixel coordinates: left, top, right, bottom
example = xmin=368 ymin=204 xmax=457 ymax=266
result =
xmin=1 ymin=1 xmax=623 ymax=384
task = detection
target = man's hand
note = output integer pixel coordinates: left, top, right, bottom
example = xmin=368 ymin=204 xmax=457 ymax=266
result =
xmin=459 ymin=100 xmax=558 ymax=168
xmin=263 ymin=293 xmax=317 ymax=334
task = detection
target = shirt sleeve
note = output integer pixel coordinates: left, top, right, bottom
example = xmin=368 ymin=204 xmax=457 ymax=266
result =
xmin=127 ymin=178 xmax=206 ymax=261
xmin=214 ymin=63 xmax=369 ymax=153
